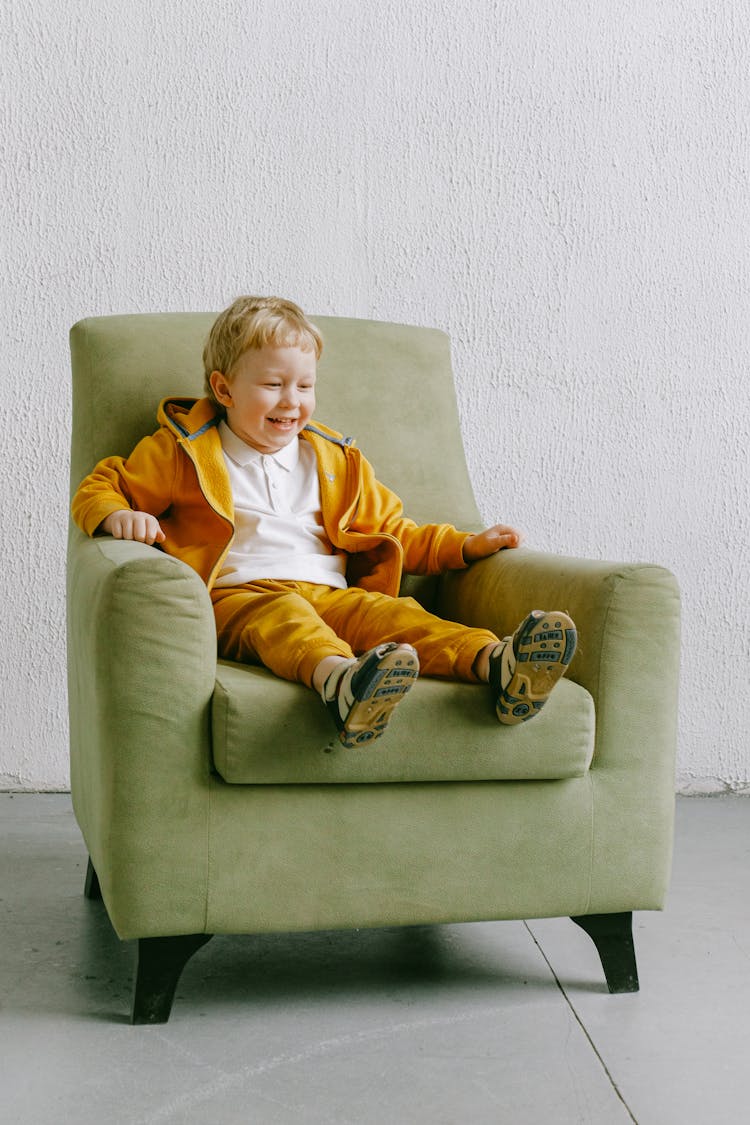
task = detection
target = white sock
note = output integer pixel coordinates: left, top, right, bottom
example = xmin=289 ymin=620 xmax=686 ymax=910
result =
xmin=320 ymin=658 xmax=357 ymax=712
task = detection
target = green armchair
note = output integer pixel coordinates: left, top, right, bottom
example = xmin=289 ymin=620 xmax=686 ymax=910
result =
xmin=67 ymin=312 xmax=680 ymax=1023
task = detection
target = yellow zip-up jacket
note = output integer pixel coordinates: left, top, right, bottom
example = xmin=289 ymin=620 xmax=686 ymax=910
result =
xmin=71 ymin=397 xmax=472 ymax=597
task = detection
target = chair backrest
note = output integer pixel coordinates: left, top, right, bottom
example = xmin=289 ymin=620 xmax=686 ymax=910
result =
xmin=69 ymin=312 xmax=481 ymax=531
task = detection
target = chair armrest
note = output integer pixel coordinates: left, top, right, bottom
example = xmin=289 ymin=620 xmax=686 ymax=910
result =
xmin=66 ymin=529 xmax=216 ymax=935
xmin=439 ymin=547 xmax=681 ymax=776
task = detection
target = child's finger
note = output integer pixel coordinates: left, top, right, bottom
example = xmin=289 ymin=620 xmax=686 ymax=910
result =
xmin=143 ymin=518 xmax=161 ymax=545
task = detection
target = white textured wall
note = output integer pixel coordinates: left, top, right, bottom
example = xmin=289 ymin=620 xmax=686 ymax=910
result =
xmin=2 ymin=0 xmax=749 ymax=791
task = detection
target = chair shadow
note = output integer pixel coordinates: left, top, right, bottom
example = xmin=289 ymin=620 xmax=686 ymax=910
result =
xmin=171 ymin=922 xmax=559 ymax=1013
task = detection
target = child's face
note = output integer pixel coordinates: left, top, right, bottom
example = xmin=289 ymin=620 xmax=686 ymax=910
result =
xmin=210 ymin=344 xmax=317 ymax=454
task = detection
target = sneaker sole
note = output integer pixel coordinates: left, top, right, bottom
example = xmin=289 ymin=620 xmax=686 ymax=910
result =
xmin=339 ymin=644 xmax=419 ymax=748
xmin=496 ymin=611 xmax=577 ymax=725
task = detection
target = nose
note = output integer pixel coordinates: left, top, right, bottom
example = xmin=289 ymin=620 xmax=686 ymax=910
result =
xmin=279 ymin=385 xmax=299 ymax=408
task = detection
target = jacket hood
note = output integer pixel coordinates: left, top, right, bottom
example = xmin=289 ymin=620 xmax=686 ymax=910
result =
xmin=158 ymin=396 xmax=221 ymax=440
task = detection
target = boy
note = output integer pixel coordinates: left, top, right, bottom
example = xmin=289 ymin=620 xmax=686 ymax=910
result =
xmin=72 ymin=296 xmax=577 ymax=748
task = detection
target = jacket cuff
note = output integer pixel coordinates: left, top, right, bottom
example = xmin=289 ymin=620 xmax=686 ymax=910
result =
xmin=72 ymin=498 xmax=130 ymax=538
xmin=439 ymin=529 xmax=474 ymax=571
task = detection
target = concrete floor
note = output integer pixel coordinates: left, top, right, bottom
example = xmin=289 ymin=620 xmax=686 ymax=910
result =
xmin=1 ymin=795 xmax=747 ymax=1125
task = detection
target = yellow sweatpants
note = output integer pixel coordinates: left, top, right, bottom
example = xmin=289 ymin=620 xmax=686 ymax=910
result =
xmin=211 ymin=580 xmax=499 ymax=688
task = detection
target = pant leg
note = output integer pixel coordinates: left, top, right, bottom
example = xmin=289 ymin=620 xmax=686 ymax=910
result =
xmin=307 ymin=585 xmax=499 ymax=682
xmin=211 ymin=581 xmax=355 ymax=686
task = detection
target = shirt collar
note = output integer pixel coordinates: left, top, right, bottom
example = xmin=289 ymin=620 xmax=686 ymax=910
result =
xmin=219 ymin=420 xmax=300 ymax=472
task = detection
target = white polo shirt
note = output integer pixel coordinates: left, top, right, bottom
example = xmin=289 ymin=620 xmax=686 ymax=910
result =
xmin=213 ymin=422 xmax=348 ymax=589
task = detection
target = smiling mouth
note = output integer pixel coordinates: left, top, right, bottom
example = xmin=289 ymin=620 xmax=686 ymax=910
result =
xmin=268 ymin=417 xmax=298 ymax=425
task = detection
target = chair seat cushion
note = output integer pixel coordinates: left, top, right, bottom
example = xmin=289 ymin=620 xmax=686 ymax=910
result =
xmin=211 ymin=660 xmax=595 ymax=784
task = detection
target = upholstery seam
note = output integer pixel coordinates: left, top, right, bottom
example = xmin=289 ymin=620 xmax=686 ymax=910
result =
xmin=95 ymin=544 xmax=121 ymax=896
xmin=223 ymin=679 xmax=231 ymax=776
xmin=204 ymin=662 xmax=220 ymax=934
xmin=584 ymin=770 xmax=595 ymax=915
xmin=591 ymin=569 xmax=620 ymax=766
xmin=204 ymin=758 xmax=211 ymax=934
xmin=585 ymin=570 xmax=621 ymax=914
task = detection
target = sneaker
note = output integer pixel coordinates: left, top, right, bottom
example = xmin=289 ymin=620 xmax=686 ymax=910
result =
xmin=323 ymin=643 xmax=419 ymax=748
xmin=489 ymin=610 xmax=577 ymax=725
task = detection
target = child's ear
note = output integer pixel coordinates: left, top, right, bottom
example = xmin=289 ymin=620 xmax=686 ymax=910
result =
xmin=209 ymin=370 xmax=233 ymax=406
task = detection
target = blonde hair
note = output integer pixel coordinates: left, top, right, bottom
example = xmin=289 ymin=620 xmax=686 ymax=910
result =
xmin=203 ymin=296 xmax=323 ymax=408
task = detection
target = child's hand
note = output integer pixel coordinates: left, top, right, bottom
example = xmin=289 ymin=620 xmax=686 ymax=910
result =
xmin=100 ymin=509 xmax=166 ymax=545
xmin=463 ymin=524 xmax=524 ymax=563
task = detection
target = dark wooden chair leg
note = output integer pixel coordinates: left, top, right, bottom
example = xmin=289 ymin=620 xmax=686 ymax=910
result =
xmin=84 ymin=857 xmax=102 ymax=900
xmin=131 ymin=934 xmax=213 ymax=1024
xmin=570 ymin=911 xmax=640 ymax=993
